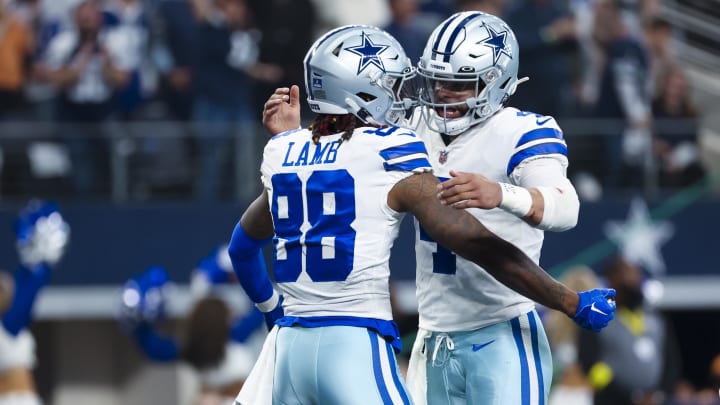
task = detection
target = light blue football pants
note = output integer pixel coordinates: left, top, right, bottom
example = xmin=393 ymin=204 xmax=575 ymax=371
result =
xmin=273 ymin=325 xmax=413 ymax=405
xmin=425 ymin=310 xmax=552 ymax=405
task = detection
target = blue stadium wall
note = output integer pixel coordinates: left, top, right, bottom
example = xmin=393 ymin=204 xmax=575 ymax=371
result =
xmin=0 ymin=198 xmax=717 ymax=285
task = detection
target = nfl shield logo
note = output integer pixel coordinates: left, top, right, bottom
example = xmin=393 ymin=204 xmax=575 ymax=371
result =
xmin=438 ymin=150 xmax=449 ymax=164
xmin=313 ymin=78 xmax=323 ymax=88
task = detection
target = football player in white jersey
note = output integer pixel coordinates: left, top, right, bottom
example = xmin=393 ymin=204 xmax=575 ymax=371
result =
xmin=243 ymin=24 xmax=614 ymax=405
xmin=407 ymin=11 xmax=600 ymax=405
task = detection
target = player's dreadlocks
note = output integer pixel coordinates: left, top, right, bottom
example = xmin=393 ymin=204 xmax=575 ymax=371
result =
xmin=308 ymin=114 xmax=381 ymax=145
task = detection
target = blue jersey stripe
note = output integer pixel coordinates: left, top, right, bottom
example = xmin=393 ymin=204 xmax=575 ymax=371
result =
xmin=528 ymin=312 xmax=546 ymax=405
xmin=506 ymin=143 xmax=568 ymax=175
xmin=515 ymin=128 xmax=564 ymax=147
xmin=511 ymin=317 xmax=531 ymax=405
xmin=385 ymin=343 xmax=412 ymax=405
xmin=369 ymin=331 xmax=394 ymax=404
xmin=383 ymin=158 xmax=432 ymax=172
xmin=442 ymin=13 xmax=482 ymax=62
xmin=379 ymin=141 xmax=428 ymax=161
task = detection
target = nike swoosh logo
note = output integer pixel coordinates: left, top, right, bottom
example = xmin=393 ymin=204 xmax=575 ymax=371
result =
xmin=472 ymin=340 xmax=495 ymax=352
xmin=590 ymin=302 xmax=608 ymax=315
xmin=536 ymin=117 xmax=552 ymax=126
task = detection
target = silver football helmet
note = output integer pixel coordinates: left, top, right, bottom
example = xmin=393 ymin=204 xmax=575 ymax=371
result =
xmin=304 ymin=25 xmax=417 ymax=126
xmin=418 ymin=12 xmax=526 ymax=135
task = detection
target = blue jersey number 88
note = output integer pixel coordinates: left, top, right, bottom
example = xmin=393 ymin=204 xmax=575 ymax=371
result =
xmin=270 ymin=170 xmax=357 ymax=282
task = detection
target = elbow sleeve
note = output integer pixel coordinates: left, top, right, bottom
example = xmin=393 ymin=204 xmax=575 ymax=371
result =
xmin=536 ymin=183 xmax=579 ymax=232
xmin=228 ymin=221 xmax=275 ymax=305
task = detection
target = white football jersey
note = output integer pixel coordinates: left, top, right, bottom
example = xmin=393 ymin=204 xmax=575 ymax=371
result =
xmin=261 ymin=126 xmax=432 ymax=321
xmin=414 ymin=107 xmax=569 ymax=332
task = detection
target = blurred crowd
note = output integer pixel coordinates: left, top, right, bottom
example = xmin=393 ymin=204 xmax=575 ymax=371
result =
xmin=0 ymin=0 xmax=711 ymax=200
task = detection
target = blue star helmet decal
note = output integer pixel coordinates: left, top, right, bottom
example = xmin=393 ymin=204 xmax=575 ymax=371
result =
xmin=478 ymin=23 xmax=511 ymax=65
xmin=345 ymin=31 xmax=390 ymax=75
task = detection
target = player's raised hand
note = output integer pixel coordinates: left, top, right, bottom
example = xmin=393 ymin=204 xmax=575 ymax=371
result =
xmin=437 ymin=170 xmax=503 ymax=210
xmin=262 ymin=85 xmax=302 ymax=136
xmin=572 ymin=288 xmax=616 ymax=332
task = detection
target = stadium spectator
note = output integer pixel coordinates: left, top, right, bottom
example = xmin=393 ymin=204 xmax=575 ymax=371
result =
xmin=102 ymin=0 xmax=152 ymax=118
xmin=154 ymin=0 xmax=199 ymax=121
xmin=248 ymin=0 xmax=317 ymax=122
xmin=505 ymin=0 xmax=579 ymax=118
xmin=189 ymin=0 xmax=280 ymax=201
xmin=40 ymin=0 xmax=133 ymax=196
xmin=0 ymin=200 xmax=70 ymax=405
xmin=579 ymin=256 xmax=682 ymax=405
xmin=591 ymin=0 xmax=652 ymax=189
xmin=0 ymin=0 xmax=34 ymax=118
xmin=651 ymin=65 xmax=705 ymax=188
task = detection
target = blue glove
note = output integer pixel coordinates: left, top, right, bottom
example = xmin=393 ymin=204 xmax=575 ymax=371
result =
xmin=118 ymin=266 xmax=170 ymax=331
xmin=262 ymin=295 xmax=284 ymax=331
xmin=573 ymin=288 xmax=617 ymax=332
xmin=15 ymin=200 xmax=70 ymax=267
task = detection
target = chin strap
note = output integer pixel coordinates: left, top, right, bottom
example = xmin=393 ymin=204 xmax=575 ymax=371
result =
xmin=507 ymin=76 xmax=529 ymax=96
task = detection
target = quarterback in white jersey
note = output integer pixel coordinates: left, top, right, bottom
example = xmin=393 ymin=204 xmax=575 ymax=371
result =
xmin=406 ymin=11 xmax=597 ymax=405
xmin=414 ymin=107 xmax=572 ymax=331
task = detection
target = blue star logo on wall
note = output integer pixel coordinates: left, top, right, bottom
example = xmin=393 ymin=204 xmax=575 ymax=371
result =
xmin=604 ymin=198 xmax=675 ymax=275
xmin=478 ymin=23 xmax=511 ymax=65
xmin=345 ymin=32 xmax=389 ymax=74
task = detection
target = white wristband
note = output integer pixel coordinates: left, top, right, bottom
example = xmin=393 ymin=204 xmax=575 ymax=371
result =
xmin=256 ymin=290 xmax=280 ymax=313
xmin=498 ymin=182 xmax=532 ymax=218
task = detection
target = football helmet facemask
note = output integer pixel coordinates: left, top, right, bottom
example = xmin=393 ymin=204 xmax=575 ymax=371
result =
xmin=418 ymin=12 xmax=527 ymax=135
xmin=304 ymin=25 xmax=417 ymax=127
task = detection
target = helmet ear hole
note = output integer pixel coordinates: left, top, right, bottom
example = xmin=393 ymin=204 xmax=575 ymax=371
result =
xmin=332 ymin=43 xmax=343 ymax=57
xmin=356 ymin=92 xmax=377 ymax=102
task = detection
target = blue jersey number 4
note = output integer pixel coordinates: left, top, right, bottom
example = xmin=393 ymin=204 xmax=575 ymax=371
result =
xmin=417 ymin=176 xmax=457 ymax=275
xmin=270 ymin=170 xmax=357 ymax=282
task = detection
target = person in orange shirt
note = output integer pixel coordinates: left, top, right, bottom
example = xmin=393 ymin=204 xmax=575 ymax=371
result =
xmin=0 ymin=1 xmax=33 ymax=116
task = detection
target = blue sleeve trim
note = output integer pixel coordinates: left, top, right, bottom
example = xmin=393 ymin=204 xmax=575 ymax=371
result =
xmin=506 ymin=143 xmax=568 ymax=175
xmin=383 ymin=158 xmax=432 ymax=172
xmin=1 ymin=264 xmax=50 ymax=336
xmin=515 ymin=128 xmax=564 ymax=147
xmin=228 ymin=221 xmax=274 ymax=304
xmin=379 ymin=141 xmax=428 ymax=161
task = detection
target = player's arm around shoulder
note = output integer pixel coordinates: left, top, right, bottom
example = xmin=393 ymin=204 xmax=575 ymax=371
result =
xmin=389 ymin=171 xmax=580 ymax=317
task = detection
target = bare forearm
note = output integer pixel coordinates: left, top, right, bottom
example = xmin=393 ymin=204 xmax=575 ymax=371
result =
xmin=460 ymin=236 xmax=578 ymax=316
xmin=398 ymin=174 xmax=578 ymax=316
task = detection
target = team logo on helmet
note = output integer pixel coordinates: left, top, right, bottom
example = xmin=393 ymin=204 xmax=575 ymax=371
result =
xmin=476 ymin=23 xmax=511 ymax=65
xmin=345 ymin=32 xmax=390 ymax=74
